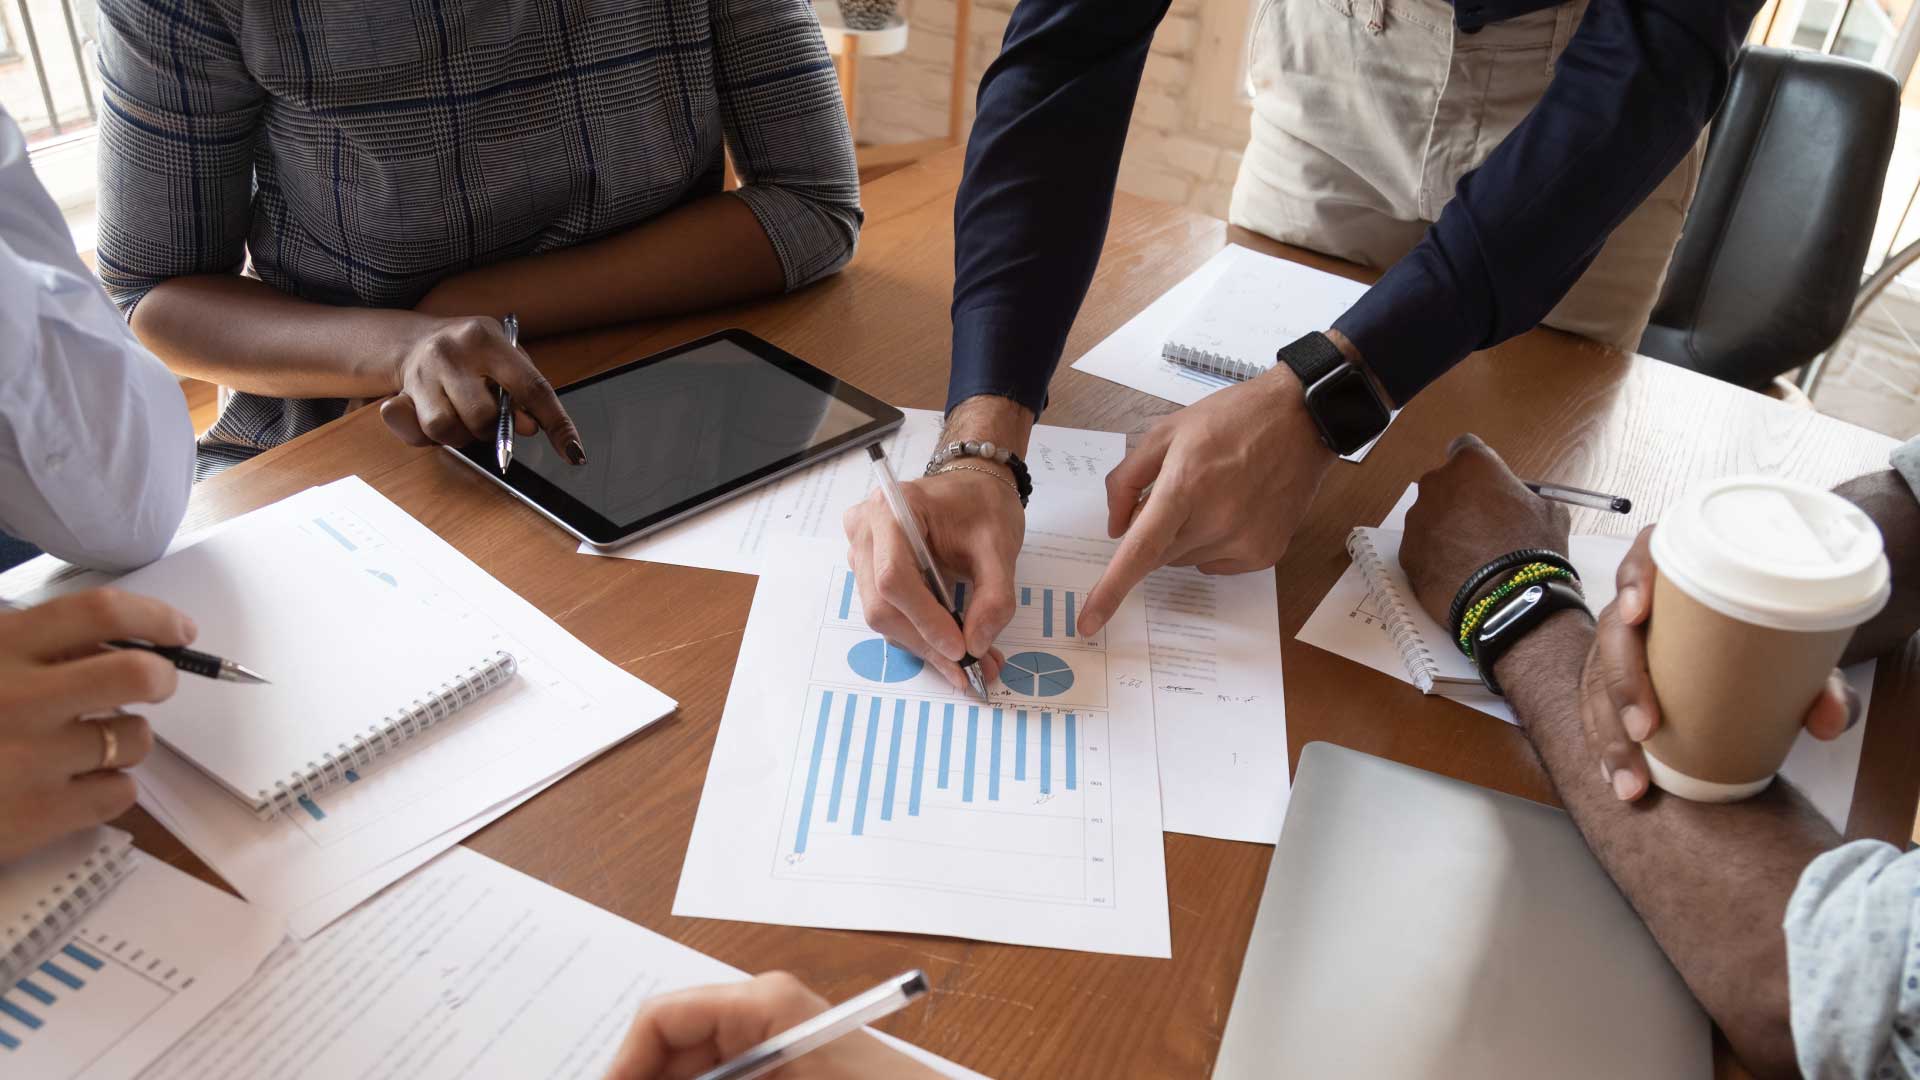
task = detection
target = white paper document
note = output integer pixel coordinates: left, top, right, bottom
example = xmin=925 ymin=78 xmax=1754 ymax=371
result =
xmin=146 ymin=847 xmax=984 ymax=1079
xmin=0 ymin=855 xmax=282 ymax=1080
xmin=127 ymin=477 xmax=678 ymax=937
xmin=675 ymin=540 xmax=1171 ymax=957
xmin=1069 ymin=244 xmax=1369 ymax=407
xmin=584 ymin=408 xmax=1292 ymax=844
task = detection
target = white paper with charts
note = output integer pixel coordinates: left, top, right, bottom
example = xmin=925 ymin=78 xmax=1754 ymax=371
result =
xmin=675 ymin=539 xmax=1170 ymax=957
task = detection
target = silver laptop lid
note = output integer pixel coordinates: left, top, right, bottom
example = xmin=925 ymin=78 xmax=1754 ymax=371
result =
xmin=1214 ymin=742 xmax=1708 ymax=1079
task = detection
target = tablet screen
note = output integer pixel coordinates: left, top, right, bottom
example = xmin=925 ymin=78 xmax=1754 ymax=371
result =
xmin=457 ymin=330 xmax=901 ymax=544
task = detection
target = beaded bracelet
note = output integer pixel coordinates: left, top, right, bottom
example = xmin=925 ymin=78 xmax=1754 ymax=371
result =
xmin=1455 ymin=563 xmax=1580 ymax=661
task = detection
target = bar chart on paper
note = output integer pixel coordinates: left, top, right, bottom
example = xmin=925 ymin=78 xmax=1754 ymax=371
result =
xmin=0 ymin=928 xmax=195 ymax=1074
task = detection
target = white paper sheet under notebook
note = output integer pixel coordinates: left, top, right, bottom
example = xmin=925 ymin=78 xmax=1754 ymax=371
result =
xmin=146 ymin=847 xmax=986 ymax=1080
xmin=675 ymin=539 xmax=1171 ymax=957
xmin=0 ymin=827 xmax=136 ymax=987
xmin=112 ymin=507 xmax=504 ymax=812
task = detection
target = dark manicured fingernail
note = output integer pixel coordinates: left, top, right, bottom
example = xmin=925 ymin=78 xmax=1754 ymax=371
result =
xmin=565 ymin=439 xmax=587 ymax=466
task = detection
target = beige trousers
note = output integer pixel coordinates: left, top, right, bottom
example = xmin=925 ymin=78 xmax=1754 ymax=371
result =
xmin=1228 ymin=0 xmax=1705 ymax=350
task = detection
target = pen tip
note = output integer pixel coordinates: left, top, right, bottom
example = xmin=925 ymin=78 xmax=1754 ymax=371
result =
xmin=230 ymin=663 xmax=271 ymax=685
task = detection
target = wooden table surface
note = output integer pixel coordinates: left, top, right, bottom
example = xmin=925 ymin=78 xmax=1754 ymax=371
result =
xmin=11 ymin=149 xmax=1916 ymax=1078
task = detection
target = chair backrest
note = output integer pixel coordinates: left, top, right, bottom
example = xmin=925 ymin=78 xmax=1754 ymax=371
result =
xmin=1640 ymin=47 xmax=1900 ymax=390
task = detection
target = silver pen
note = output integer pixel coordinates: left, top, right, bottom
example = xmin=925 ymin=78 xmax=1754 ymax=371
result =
xmin=692 ymin=971 xmax=929 ymax=1080
xmin=1525 ymin=480 xmax=1632 ymax=515
xmin=866 ymin=444 xmax=991 ymax=701
xmin=494 ymin=312 xmax=519 ymax=474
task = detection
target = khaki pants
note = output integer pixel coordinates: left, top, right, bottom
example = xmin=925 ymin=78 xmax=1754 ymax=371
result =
xmin=1229 ymin=0 xmax=1704 ymax=351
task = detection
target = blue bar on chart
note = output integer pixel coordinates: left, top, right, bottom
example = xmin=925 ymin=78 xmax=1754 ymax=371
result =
xmin=827 ymin=694 xmax=857 ymax=823
xmin=852 ymin=697 xmax=881 ymax=835
xmin=909 ymin=701 xmax=929 ymax=815
xmin=1015 ymin=709 xmax=1028 ymax=780
xmin=1066 ymin=712 xmax=1078 ymax=790
xmin=881 ymin=699 xmax=905 ymax=822
xmin=59 ymin=944 xmax=102 ymax=971
xmin=0 ymin=1027 xmax=17 ymax=1050
xmin=837 ymin=570 xmax=855 ymax=620
xmin=14 ymin=979 xmax=53 ymax=1005
xmin=989 ymin=708 xmax=1003 ymax=801
xmin=795 ymin=693 xmax=834 ymax=853
xmin=1042 ymin=589 xmax=1054 ymax=637
xmin=938 ymin=703 xmax=954 ymax=789
xmin=1040 ymin=711 xmax=1053 ymax=794
xmin=1065 ymin=591 xmax=1076 ymax=636
xmin=963 ymin=706 xmax=979 ymax=802
xmin=37 ymin=961 xmax=81 ymax=990
xmin=1021 ymin=586 xmax=1031 ymax=606
xmin=0 ymin=998 xmax=41 ymax=1029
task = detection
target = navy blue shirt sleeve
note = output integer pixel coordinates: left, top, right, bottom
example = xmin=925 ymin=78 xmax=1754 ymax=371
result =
xmin=945 ymin=0 xmax=1170 ymax=416
xmin=1333 ymin=0 xmax=1763 ymax=406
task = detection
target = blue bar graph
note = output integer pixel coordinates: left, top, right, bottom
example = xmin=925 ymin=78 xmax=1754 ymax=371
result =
xmin=963 ymin=706 xmax=979 ymax=802
xmin=989 ymin=708 xmax=1003 ymax=801
xmin=1065 ymin=591 xmax=1076 ymax=635
xmin=938 ymin=704 xmax=954 ymax=789
xmin=1042 ymin=589 xmax=1055 ymax=637
xmin=794 ymin=694 xmax=833 ymax=853
xmin=909 ymin=701 xmax=929 ymax=816
xmin=1040 ymin=711 xmax=1053 ymax=794
xmin=1066 ymin=712 xmax=1078 ymax=790
xmin=14 ymin=979 xmax=53 ymax=1006
xmin=0 ymin=998 xmax=41 ymax=1029
xmin=58 ymin=944 xmax=100 ymax=971
xmin=312 ymin=517 xmax=357 ymax=551
xmin=837 ymin=570 xmax=855 ymax=620
xmin=827 ymin=694 xmax=857 ymax=823
xmin=1016 ymin=709 xmax=1028 ymax=780
xmin=37 ymin=961 xmax=81 ymax=990
xmin=852 ymin=697 xmax=881 ymax=835
xmin=881 ymin=699 xmax=905 ymax=821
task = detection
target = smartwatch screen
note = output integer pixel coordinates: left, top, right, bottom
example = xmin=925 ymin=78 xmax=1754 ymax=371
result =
xmin=1306 ymin=366 xmax=1392 ymax=456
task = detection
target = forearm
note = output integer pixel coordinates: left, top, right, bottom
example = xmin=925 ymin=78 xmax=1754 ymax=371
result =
xmin=1502 ymin=614 xmax=1835 ymax=1078
xmin=1835 ymin=469 xmax=1920 ymax=664
xmin=132 ymin=275 xmax=427 ymax=399
xmin=416 ymin=194 xmax=785 ymax=337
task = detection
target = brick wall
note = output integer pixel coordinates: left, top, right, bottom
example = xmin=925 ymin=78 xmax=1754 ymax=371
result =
xmin=854 ymin=0 xmax=1254 ymax=221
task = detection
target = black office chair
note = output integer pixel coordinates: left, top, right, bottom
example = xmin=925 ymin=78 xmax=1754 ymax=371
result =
xmin=1637 ymin=47 xmax=1900 ymax=391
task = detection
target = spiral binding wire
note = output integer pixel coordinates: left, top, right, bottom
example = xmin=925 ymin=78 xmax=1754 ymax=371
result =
xmin=253 ymin=650 xmax=519 ymax=821
xmin=1345 ymin=529 xmax=1443 ymax=693
xmin=0 ymin=840 xmax=139 ymax=987
xmin=1162 ymin=342 xmax=1269 ymax=382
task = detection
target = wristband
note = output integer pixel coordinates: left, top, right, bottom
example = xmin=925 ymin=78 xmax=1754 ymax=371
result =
xmin=926 ymin=441 xmax=1032 ymax=508
xmin=1456 ymin=563 xmax=1578 ymax=659
xmin=1446 ymin=548 xmax=1578 ymax=651
xmin=1470 ymin=578 xmax=1593 ymax=696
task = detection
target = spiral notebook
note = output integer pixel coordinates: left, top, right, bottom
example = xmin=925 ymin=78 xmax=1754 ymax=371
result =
xmin=1160 ymin=246 xmax=1372 ymax=382
xmin=0 ymin=827 xmax=138 ymax=987
xmin=111 ymin=498 xmax=517 ymax=819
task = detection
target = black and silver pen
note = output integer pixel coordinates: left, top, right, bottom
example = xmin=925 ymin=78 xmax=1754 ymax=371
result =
xmin=494 ymin=312 xmax=519 ymax=474
xmin=866 ymin=444 xmax=991 ymax=701
xmin=1525 ymin=480 xmax=1632 ymax=515
xmin=0 ymin=599 xmax=267 ymax=683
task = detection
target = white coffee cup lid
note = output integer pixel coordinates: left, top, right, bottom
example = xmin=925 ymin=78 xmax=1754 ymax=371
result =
xmin=1650 ymin=476 xmax=1890 ymax=632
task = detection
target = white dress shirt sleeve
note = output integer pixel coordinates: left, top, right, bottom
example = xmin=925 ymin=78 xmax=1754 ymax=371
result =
xmin=0 ymin=106 xmax=193 ymax=572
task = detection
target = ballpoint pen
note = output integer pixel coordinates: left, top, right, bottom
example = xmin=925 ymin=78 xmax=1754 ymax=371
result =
xmin=691 ymin=971 xmax=929 ymax=1080
xmin=0 ymin=600 xmax=268 ymax=683
xmin=495 ymin=312 xmax=519 ymax=475
xmin=866 ymin=444 xmax=991 ymax=701
xmin=1524 ymin=481 xmax=1632 ymax=515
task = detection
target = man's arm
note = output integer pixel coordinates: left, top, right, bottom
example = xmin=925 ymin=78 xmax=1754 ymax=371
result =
xmin=1333 ymin=0 xmax=1764 ymax=404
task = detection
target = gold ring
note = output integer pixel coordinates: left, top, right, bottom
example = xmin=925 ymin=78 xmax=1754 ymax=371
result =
xmin=95 ymin=719 xmax=118 ymax=771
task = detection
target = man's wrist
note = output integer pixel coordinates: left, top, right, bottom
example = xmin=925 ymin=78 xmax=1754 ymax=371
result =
xmin=1491 ymin=611 xmax=1594 ymax=724
xmin=1323 ymin=327 xmax=1397 ymax=412
xmin=940 ymin=395 xmax=1036 ymax=485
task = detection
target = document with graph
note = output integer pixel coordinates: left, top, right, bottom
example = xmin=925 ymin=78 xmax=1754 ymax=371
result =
xmin=675 ymin=539 xmax=1171 ymax=957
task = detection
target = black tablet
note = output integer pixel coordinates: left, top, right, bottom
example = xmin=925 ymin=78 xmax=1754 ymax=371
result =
xmin=448 ymin=329 xmax=903 ymax=547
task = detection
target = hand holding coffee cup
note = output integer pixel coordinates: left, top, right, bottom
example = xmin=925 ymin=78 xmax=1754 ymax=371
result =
xmin=1581 ymin=478 xmax=1886 ymax=802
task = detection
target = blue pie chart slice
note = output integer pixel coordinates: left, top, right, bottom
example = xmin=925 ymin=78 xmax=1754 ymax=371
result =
xmin=847 ymin=638 xmax=925 ymax=683
xmin=1001 ymin=651 xmax=1075 ymax=697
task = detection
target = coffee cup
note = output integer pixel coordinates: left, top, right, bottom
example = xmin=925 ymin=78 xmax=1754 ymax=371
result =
xmin=1642 ymin=476 xmax=1889 ymax=802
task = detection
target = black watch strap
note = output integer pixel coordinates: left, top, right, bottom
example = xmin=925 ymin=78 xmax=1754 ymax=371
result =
xmin=1471 ymin=579 xmax=1592 ymax=696
xmin=1276 ymin=331 xmax=1345 ymax=389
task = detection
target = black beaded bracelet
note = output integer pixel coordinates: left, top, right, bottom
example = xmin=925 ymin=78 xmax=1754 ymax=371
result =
xmin=926 ymin=440 xmax=1032 ymax=507
xmin=1445 ymin=548 xmax=1578 ymax=654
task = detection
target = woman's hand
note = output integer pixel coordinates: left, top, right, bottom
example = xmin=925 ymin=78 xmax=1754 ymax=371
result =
xmin=378 ymin=316 xmax=586 ymax=464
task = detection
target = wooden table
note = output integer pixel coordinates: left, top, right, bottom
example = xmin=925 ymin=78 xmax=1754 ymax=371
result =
xmin=12 ymin=149 xmax=1916 ymax=1078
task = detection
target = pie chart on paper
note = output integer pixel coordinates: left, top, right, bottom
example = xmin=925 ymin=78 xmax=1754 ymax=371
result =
xmin=847 ymin=638 xmax=925 ymax=683
xmin=1000 ymin=651 xmax=1075 ymax=698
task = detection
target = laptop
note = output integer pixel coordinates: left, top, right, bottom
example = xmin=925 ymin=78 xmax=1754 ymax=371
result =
xmin=1213 ymin=743 xmax=1709 ymax=1078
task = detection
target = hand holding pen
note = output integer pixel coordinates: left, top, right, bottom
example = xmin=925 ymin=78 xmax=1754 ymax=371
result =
xmin=377 ymin=311 xmax=587 ymax=466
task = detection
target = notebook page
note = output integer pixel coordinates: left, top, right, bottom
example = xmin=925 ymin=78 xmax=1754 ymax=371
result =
xmin=113 ymin=504 xmax=499 ymax=805
xmin=1161 ymin=245 xmax=1373 ymax=373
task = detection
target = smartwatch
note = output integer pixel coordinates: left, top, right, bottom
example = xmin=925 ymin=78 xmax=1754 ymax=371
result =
xmin=1276 ymin=332 xmax=1394 ymax=457
xmin=1471 ymin=579 xmax=1592 ymax=696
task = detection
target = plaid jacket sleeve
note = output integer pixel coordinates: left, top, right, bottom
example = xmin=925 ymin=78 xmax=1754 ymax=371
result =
xmin=94 ymin=0 xmax=264 ymax=317
xmin=712 ymin=0 xmax=862 ymax=290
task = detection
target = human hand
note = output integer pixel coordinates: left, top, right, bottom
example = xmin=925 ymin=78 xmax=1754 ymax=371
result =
xmin=378 ymin=315 xmax=586 ymax=463
xmin=843 ymin=467 xmax=1013 ymax=691
xmin=1399 ymin=434 xmax=1571 ymax=627
xmin=0 ymin=590 xmax=181 ymax=863
xmin=1075 ymin=364 xmax=1333 ymax=637
xmin=1579 ymin=527 xmax=1857 ymax=802
xmin=603 ymin=972 xmax=941 ymax=1080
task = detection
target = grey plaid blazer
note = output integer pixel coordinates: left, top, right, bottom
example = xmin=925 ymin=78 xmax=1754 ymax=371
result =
xmin=94 ymin=0 xmax=862 ymax=476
